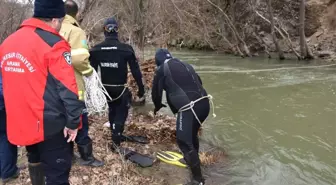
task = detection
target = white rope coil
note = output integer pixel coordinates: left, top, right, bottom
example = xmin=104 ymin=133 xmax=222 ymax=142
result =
xmin=83 ymin=69 xmax=112 ymax=116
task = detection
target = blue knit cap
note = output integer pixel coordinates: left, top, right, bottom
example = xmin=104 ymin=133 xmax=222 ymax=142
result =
xmin=34 ymin=0 xmax=65 ymax=18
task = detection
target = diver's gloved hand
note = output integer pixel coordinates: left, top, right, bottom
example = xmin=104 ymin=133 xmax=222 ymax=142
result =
xmin=133 ymin=96 xmax=146 ymax=106
xmin=137 ymin=96 xmax=145 ymax=102
xmin=154 ymin=104 xmax=167 ymax=115
xmin=137 ymin=88 xmax=145 ymax=98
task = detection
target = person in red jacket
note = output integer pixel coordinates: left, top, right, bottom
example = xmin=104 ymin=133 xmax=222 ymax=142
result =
xmin=0 ymin=0 xmax=84 ymax=184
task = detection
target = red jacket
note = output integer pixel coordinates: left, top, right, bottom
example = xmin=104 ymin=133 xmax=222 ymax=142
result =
xmin=0 ymin=18 xmax=84 ymax=146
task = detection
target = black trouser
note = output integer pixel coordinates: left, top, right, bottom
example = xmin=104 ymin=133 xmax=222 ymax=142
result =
xmin=176 ymin=99 xmax=210 ymax=183
xmin=0 ymin=109 xmax=18 ymax=180
xmin=75 ymin=108 xmax=91 ymax=146
xmin=108 ymin=89 xmax=132 ymax=146
xmin=26 ymin=132 xmax=72 ymax=185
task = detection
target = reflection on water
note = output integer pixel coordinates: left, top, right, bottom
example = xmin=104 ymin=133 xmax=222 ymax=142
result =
xmin=144 ymin=48 xmax=336 ymax=185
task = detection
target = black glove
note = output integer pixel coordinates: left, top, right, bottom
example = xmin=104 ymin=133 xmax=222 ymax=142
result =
xmin=137 ymin=88 xmax=145 ymax=98
xmin=134 ymin=95 xmax=146 ymax=106
xmin=154 ymin=104 xmax=167 ymax=115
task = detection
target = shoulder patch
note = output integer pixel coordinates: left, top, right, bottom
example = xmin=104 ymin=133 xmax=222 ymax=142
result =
xmin=63 ymin=52 xmax=72 ymax=65
xmin=81 ymin=40 xmax=88 ymax=49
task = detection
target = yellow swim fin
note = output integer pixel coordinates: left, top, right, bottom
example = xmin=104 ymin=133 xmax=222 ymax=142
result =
xmin=156 ymin=151 xmax=187 ymax=168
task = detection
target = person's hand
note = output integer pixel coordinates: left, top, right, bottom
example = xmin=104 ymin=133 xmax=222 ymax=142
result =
xmin=137 ymin=89 xmax=145 ymax=98
xmin=63 ymin=127 xmax=78 ymax=143
xmin=133 ymin=95 xmax=146 ymax=106
xmin=135 ymin=96 xmax=145 ymax=102
xmin=154 ymin=104 xmax=167 ymax=115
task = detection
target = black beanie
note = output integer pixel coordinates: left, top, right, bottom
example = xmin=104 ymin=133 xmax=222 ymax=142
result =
xmin=155 ymin=49 xmax=173 ymax=66
xmin=34 ymin=0 xmax=65 ymax=18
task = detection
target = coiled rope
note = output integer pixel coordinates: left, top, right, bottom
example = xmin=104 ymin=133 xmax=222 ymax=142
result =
xmin=83 ymin=69 xmax=112 ymax=116
xmin=178 ymin=95 xmax=216 ymax=126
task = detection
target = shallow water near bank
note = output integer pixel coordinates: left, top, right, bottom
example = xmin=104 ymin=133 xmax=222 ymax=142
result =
xmin=143 ymin=49 xmax=336 ymax=185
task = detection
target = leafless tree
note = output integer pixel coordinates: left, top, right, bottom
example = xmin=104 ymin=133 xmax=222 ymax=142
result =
xmin=0 ymin=0 xmax=33 ymax=43
xmin=0 ymin=0 xmax=327 ymax=61
xmin=266 ymin=0 xmax=284 ymax=60
xmin=299 ymin=0 xmax=314 ymax=60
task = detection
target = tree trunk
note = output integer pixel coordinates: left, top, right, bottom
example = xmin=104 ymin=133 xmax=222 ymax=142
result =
xmin=299 ymin=0 xmax=306 ymax=59
xmin=267 ymin=0 xmax=285 ymax=60
xmin=207 ymin=0 xmax=251 ymax=57
xmin=252 ymin=31 xmax=271 ymax=58
xmin=78 ymin=0 xmax=91 ymax=24
xmin=133 ymin=0 xmax=145 ymax=61
xmin=299 ymin=0 xmax=314 ymax=60
xmin=255 ymin=10 xmax=301 ymax=59
xmin=229 ymin=0 xmax=235 ymax=25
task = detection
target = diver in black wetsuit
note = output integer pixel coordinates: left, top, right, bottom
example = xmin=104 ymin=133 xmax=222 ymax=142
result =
xmin=152 ymin=49 xmax=211 ymax=185
xmin=89 ymin=17 xmax=145 ymax=150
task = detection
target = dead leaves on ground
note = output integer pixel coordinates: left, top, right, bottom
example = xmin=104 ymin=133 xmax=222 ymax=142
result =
xmin=127 ymin=58 xmax=156 ymax=100
xmin=8 ymin=108 xmax=224 ymax=185
xmin=6 ymin=59 xmax=225 ymax=185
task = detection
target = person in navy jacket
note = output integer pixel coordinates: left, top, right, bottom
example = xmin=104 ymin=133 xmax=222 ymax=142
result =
xmin=0 ymin=71 xmax=19 ymax=184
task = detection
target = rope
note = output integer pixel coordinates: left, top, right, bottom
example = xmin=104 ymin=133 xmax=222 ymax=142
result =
xmin=197 ymin=63 xmax=336 ymax=74
xmin=178 ymin=95 xmax=216 ymax=126
xmin=83 ymin=69 xmax=112 ymax=116
xmin=105 ymin=85 xmax=127 ymax=103
xmin=102 ymin=83 xmax=128 ymax=102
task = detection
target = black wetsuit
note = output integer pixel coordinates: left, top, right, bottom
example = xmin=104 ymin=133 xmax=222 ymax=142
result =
xmin=152 ymin=57 xmax=210 ymax=183
xmin=89 ymin=37 xmax=144 ymax=146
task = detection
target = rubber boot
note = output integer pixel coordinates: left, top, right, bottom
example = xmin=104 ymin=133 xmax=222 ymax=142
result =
xmin=28 ymin=163 xmax=45 ymax=185
xmin=183 ymin=179 xmax=205 ymax=185
xmin=77 ymin=141 xmax=104 ymax=167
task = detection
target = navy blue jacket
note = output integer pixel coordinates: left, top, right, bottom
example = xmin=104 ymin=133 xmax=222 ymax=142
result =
xmin=0 ymin=70 xmax=4 ymax=110
xmin=0 ymin=70 xmax=5 ymax=132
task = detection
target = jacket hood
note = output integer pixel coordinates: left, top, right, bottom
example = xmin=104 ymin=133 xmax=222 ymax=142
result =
xmin=155 ymin=48 xmax=172 ymax=66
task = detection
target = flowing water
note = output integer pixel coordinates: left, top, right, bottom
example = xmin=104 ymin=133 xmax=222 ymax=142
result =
xmin=144 ymin=49 xmax=336 ymax=185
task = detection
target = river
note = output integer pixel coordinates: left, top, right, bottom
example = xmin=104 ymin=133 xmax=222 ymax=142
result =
xmin=144 ymin=48 xmax=336 ymax=185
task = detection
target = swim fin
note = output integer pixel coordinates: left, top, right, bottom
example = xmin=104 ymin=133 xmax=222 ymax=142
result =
xmin=118 ymin=147 xmax=154 ymax=168
xmin=121 ymin=135 xmax=149 ymax=144
xmin=156 ymin=151 xmax=187 ymax=168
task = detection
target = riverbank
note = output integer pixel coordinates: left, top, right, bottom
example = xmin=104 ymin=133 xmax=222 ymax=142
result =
xmin=6 ymin=110 xmax=225 ymax=185
xmin=151 ymin=0 xmax=336 ymax=61
xmin=4 ymin=59 xmax=225 ymax=185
